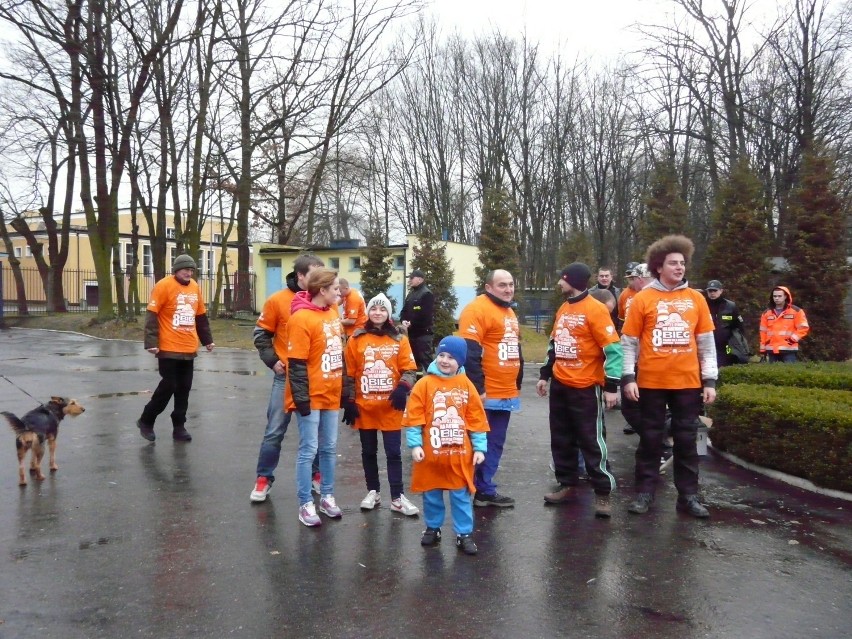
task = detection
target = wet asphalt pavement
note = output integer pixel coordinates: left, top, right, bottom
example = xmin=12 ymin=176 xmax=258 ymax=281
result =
xmin=0 ymin=327 xmax=850 ymax=639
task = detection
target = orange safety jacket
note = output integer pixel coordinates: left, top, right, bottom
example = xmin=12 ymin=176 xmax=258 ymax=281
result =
xmin=759 ymin=286 xmax=809 ymax=354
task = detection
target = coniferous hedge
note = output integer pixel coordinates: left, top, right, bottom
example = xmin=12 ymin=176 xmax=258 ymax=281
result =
xmin=717 ymin=361 xmax=852 ymax=391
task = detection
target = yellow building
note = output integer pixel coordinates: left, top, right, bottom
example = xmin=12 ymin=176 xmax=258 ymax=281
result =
xmin=2 ymin=209 xmax=239 ymax=309
xmin=253 ymin=235 xmax=481 ymax=317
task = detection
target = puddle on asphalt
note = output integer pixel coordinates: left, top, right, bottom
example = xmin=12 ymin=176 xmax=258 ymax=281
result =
xmin=92 ymin=391 xmax=149 ymax=398
xmin=75 ymin=368 xmax=259 ymax=376
xmin=79 ymin=536 xmax=118 ymax=550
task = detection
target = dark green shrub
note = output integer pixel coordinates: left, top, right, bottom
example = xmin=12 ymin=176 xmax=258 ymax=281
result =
xmin=710 ymin=383 xmax=852 ymax=492
xmin=718 ymin=361 xmax=852 ymax=391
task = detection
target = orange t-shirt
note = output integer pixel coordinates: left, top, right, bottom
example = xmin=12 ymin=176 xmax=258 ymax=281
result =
xmin=340 ymin=290 xmax=367 ymax=337
xmin=401 ymin=373 xmax=489 ymax=493
xmin=618 ymin=287 xmax=637 ymax=322
xmin=457 ymin=295 xmax=521 ymax=399
xmin=147 ymin=276 xmax=206 ymax=354
xmin=621 ymin=286 xmax=715 ymax=389
xmin=550 ymin=296 xmax=619 ymax=388
xmin=285 ymin=307 xmax=344 ymax=410
xmin=344 ymin=332 xmax=417 ymax=431
xmin=256 ymin=288 xmax=296 ymax=361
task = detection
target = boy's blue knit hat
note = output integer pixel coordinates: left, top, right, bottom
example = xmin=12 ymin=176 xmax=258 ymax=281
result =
xmin=436 ymin=336 xmax=467 ymax=367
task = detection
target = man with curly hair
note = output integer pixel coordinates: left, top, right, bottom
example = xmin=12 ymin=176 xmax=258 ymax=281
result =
xmin=620 ymin=235 xmax=718 ymax=518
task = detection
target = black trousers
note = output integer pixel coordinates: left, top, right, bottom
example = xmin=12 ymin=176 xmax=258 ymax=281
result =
xmin=359 ymin=429 xmax=403 ymax=499
xmin=410 ymin=334 xmax=434 ymax=372
xmin=548 ymin=380 xmax=615 ymax=495
xmin=635 ymin=388 xmax=702 ymax=496
xmin=620 ymin=394 xmax=642 ymax=431
xmin=140 ymin=358 xmax=194 ymax=428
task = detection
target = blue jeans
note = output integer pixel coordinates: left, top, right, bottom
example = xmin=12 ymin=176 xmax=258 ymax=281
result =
xmin=255 ymin=373 xmax=291 ymax=482
xmin=768 ymin=351 xmax=797 ymax=363
xmin=295 ymin=409 xmax=339 ymax=504
xmin=422 ymin=488 xmax=473 ymax=535
xmin=474 ymin=409 xmax=511 ymax=495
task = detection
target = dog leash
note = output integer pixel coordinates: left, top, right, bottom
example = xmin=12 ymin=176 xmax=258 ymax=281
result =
xmin=0 ymin=375 xmax=43 ymax=407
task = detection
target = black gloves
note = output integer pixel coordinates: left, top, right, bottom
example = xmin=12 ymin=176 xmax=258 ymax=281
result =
xmin=389 ymin=382 xmax=411 ymax=411
xmin=342 ymin=399 xmax=360 ymax=425
xmin=296 ymin=401 xmax=312 ymax=417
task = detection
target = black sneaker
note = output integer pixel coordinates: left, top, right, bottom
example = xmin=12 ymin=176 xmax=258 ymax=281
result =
xmin=676 ymin=495 xmax=710 ymax=518
xmin=420 ymin=527 xmax=442 ymax=546
xmin=473 ymin=492 xmax=515 ymax=508
xmin=623 ymin=426 xmax=636 ymax=434
xmin=456 ymin=534 xmax=478 ymax=555
xmin=172 ymin=426 xmax=192 ymax=442
xmin=628 ymin=492 xmax=654 ymax=514
xmin=136 ymin=419 xmax=155 ymax=442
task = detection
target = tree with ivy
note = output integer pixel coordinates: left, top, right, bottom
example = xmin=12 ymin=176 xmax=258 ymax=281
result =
xmin=409 ymin=228 xmax=458 ymax=341
xmin=359 ymin=221 xmax=395 ymax=307
xmin=640 ymin=158 xmax=689 ymax=248
xmin=786 ymin=150 xmax=850 ymax=361
xmin=475 ymin=187 xmax=520 ymax=294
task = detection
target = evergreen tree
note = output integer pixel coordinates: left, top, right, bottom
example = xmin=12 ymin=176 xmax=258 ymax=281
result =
xmin=640 ymin=159 xmax=689 ymax=248
xmin=359 ymin=221 xmax=395 ymax=307
xmin=475 ymin=187 xmax=521 ymax=294
xmin=702 ymin=158 xmax=772 ymax=338
xmin=410 ymin=228 xmax=458 ymax=342
xmin=786 ymin=150 xmax=850 ymax=361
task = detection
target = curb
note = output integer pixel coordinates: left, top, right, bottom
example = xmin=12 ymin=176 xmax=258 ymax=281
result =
xmin=710 ymin=444 xmax=852 ymax=502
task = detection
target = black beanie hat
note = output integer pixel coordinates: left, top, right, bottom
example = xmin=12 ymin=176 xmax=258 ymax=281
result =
xmin=560 ymin=263 xmax=591 ymax=291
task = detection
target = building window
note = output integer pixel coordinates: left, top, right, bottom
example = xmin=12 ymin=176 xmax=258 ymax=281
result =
xmin=166 ymin=227 xmax=176 ymax=239
xmin=170 ymin=247 xmax=177 ymax=266
xmin=206 ymin=250 xmax=214 ymax=274
xmin=329 ymin=257 xmax=340 ymax=270
xmin=394 ymin=255 xmax=405 ymax=269
xmin=213 ymin=233 xmax=223 ymax=244
xmin=143 ymin=245 xmax=152 ymax=276
xmin=14 ymin=246 xmax=22 ymax=258
xmin=25 ymin=245 xmax=32 ymax=257
xmin=124 ymin=244 xmax=134 ymax=270
xmin=350 ymin=256 xmax=361 ymax=271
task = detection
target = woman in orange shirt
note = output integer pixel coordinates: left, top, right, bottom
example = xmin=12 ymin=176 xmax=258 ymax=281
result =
xmin=286 ymin=268 xmax=345 ymax=527
xmin=343 ymin=293 xmax=419 ymax=515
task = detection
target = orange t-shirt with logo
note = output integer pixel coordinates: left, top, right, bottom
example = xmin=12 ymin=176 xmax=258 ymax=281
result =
xmin=147 ymin=276 xmax=206 ymax=354
xmin=457 ymin=295 xmax=521 ymax=399
xmin=256 ymin=288 xmax=296 ymax=361
xmin=285 ymin=307 xmax=344 ymax=410
xmin=344 ymin=332 xmax=416 ymax=431
xmin=401 ymin=374 xmax=489 ymax=493
xmin=618 ymin=287 xmax=637 ymax=322
xmin=550 ymin=296 xmax=619 ymax=388
xmin=340 ymin=290 xmax=368 ymax=337
xmin=621 ymin=286 xmax=715 ymax=389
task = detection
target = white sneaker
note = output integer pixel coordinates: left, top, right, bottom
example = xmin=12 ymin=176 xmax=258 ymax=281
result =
xmin=250 ymin=476 xmax=271 ymax=502
xmin=390 ymin=494 xmax=420 ymax=516
xmin=299 ymin=501 xmax=321 ymax=527
xmin=319 ymin=494 xmax=342 ymax=518
xmin=360 ymin=490 xmax=381 ymax=510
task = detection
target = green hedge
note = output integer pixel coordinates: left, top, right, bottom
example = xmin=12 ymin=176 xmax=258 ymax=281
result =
xmin=717 ymin=361 xmax=852 ymax=391
xmin=710 ymin=383 xmax=852 ymax=492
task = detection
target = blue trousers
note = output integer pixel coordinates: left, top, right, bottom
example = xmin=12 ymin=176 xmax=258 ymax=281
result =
xmin=474 ymin=409 xmax=511 ymax=495
xmin=255 ymin=373 xmax=291 ymax=482
xmin=422 ymin=488 xmax=474 ymax=535
xmin=295 ymin=409 xmax=338 ymax=504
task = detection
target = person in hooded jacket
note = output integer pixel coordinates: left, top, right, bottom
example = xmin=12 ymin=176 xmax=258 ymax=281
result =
xmin=343 ymin=293 xmax=420 ymax=516
xmin=759 ymin=286 xmax=809 ymax=363
xmin=249 ymin=254 xmax=324 ymax=503
xmin=286 ymin=267 xmax=346 ymax=527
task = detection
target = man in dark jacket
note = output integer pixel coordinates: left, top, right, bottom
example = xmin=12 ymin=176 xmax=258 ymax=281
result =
xmin=704 ymin=280 xmax=745 ymax=368
xmin=589 ymin=266 xmax=622 ymax=329
xmin=400 ymin=269 xmax=435 ymax=372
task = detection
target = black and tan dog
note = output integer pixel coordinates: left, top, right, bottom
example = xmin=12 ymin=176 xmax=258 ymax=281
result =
xmin=3 ymin=397 xmax=86 ymax=486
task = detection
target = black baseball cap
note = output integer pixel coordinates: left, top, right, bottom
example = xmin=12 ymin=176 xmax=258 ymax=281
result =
xmin=706 ymin=280 xmax=723 ymax=291
xmin=408 ymin=269 xmax=425 ymax=279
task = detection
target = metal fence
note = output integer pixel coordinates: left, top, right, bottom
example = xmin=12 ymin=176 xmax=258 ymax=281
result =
xmin=0 ymin=265 xmax=255 ymax=317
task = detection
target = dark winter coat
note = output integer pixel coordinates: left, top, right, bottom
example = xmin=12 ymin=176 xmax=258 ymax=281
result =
xmin=400 ymin=283 xmax=434 ymax=338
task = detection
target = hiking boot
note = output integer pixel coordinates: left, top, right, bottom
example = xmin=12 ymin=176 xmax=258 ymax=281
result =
xmin=172 ymin=426 xmax=192 ymax=441
xmin=390 ymin=494 xmax=419 ymax=516
xmin=311 ymin=472 xmax=321 ymax=495
xmin=299 ymin=501 xmax=322 ymax=527
xmin=420 ymin=527 xmax=441 ymax=546
xmin=136 ymin=419 xmax=155 ymax=442
xmin=676 ymin=494 xmax=710 ymax=518
xmin=594 ymin=493 xmax=612 ymax=518
xmin=473 ymin=492 xmax=515 ymax=508
xmin=360 ymin=490 xmax=381 ymax=510
xmin=456 ymin=534 xmax=478 ymax=555
xmin=250 ymin=476 xmax=271 ymax=503
xmin=319 ymin=494 xmax=342 ymax=518
xmin=628 ymin=492 xmax=654 ymax=514
xmin=544 ymin=485 xmax=575 ymax=504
